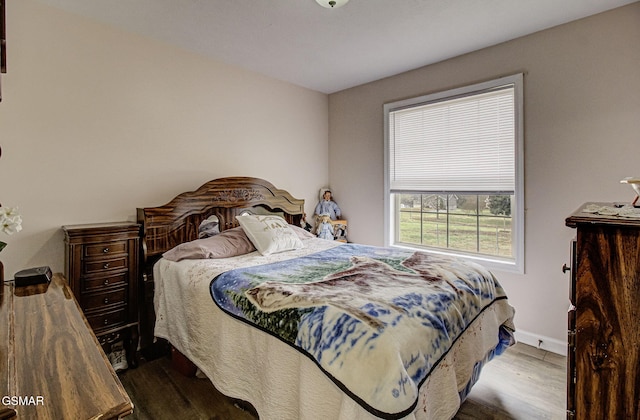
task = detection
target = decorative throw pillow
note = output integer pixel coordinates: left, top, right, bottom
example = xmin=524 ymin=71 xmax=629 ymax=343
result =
xmin=236 ymin=214 xmax=304 ymax=256
xmin=198 ymin=215 xmax=220 ymax=239
xmin=163 ymin=227 xmax=256 ymax=261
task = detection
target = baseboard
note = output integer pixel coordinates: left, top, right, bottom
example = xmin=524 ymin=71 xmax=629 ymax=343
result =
xmin=514 ymin=330 xmax=567 ymax=356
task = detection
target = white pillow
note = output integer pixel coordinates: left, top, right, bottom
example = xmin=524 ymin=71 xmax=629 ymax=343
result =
xmin=236 ymin=214 xmax=304 ymax=256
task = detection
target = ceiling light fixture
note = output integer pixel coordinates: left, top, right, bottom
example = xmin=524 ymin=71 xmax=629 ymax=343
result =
xmin=315 ymin=0 xmax=349 ymax=9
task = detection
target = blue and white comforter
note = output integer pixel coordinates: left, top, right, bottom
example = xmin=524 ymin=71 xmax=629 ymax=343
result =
xmin=210 ymin=244 xmax=515 ymax=419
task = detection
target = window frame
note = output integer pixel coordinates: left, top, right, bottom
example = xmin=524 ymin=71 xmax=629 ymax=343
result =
xmin=383 ymin=74 xmax=524 ymax=273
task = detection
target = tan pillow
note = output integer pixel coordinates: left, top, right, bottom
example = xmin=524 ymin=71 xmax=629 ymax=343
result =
xmin=236 ymin=214 xmax=304 ymax=256
xmin=162 ymin=227 xmax=256 ymax=261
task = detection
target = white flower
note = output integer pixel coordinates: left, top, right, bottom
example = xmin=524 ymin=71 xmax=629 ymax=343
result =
xmin=0 ymin=206 xmax=23 ymax=235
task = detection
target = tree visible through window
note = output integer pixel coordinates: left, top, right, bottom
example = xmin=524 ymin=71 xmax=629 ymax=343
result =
xmin=384 ymin=75 xmax=524 ymax=272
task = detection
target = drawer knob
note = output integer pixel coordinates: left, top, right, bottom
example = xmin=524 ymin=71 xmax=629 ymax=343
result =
xmin=103 ymin=263 xmax=110 ymax=269
xmin=104 ymin=298 xmax=109 ymax=304
xmin=104 ymin=319 xmax=109 ymax=325
xmin=103 ymin=279 xmax=109 ymax=285
xmin=103 ymin=247 xmax=110 ymax=253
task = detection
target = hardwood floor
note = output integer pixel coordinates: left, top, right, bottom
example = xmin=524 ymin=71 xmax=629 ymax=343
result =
xmin=454 ymin=343 xmax=566 ymax=419
xmin=118 ymin=342 xmax=566 ymax=419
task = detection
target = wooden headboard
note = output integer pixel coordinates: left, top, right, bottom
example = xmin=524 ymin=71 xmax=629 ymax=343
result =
xmin=136 ymin=176 xmax=304 ymax=268
xmin=136 ymin=177 xmax=305 ymax=351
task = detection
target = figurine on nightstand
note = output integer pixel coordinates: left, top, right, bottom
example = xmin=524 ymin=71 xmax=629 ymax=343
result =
xmin=620 ymin=177 xmax=640 ymax=207
xmin=314 ymin=189 xmax=341 ymax=221
xmin=317 ymin=214 xmax=335 ymax=240
xmin=300 ymin=213 xmax=313 ymax=232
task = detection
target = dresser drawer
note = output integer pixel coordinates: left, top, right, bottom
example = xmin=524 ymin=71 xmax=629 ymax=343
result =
xmin=86 ymin=307 xmax=127 ymax=332
xmin=82 ymin=272 xmax=128 ymax=293
xmin=81 ymin=288 xmax=127 ymax=312
xmin=84 ymin=240 xmax=128 ymax=258
xmin=83 ymin=255 xmax=128 ymax=275
xmin=63 ymin=221 xmax=140 ymax=368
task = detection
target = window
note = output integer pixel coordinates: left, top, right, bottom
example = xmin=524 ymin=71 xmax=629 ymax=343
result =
xmin=384 ymin=74 xmax=524 ymax=273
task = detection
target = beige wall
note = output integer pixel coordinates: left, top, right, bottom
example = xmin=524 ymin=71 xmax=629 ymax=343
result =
xmin=0 ymin=0 xmax=329 ymax=277
xmin=328 ymin=3 xmax=640 ymax=352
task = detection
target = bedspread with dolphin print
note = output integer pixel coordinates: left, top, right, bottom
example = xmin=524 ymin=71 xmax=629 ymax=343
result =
xmin=209 ymin=244 xmax=515 ymax=419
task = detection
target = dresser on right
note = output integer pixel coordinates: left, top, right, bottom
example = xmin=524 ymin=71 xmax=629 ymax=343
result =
xmin=565 ymin=202 xmax=640 ymax=419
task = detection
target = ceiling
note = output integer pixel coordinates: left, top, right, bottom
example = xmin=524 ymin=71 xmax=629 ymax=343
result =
xmin=36 ymin=0 xmax=636 ymax=94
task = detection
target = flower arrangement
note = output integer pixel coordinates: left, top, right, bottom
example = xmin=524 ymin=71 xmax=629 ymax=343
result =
xmin=0 ymin=205 xmax=22 ymax=252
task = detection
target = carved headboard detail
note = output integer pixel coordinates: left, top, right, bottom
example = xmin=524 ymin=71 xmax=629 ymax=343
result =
xmin=136 ymin=176 xmax=304 ymax=265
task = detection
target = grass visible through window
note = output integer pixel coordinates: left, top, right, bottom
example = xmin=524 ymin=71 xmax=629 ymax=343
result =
xmin=397 ymin=194 xmax=513 ymax=258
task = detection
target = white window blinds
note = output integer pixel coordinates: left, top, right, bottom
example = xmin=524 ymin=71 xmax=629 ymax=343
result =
xmin=388 ymin=84 xmax=515 ymax=193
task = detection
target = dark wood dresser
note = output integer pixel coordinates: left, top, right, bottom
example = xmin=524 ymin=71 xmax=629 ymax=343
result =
xmin=62 ymin=222 xmax=140 ymax=369
xmin=0 ymin=273 xmax=133 ymax=419
xmin=565 ymin=203 xmax=640 ymax=419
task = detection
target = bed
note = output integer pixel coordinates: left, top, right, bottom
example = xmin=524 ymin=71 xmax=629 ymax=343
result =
xmin=137 ymin=177 xmax=516 ymax=420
